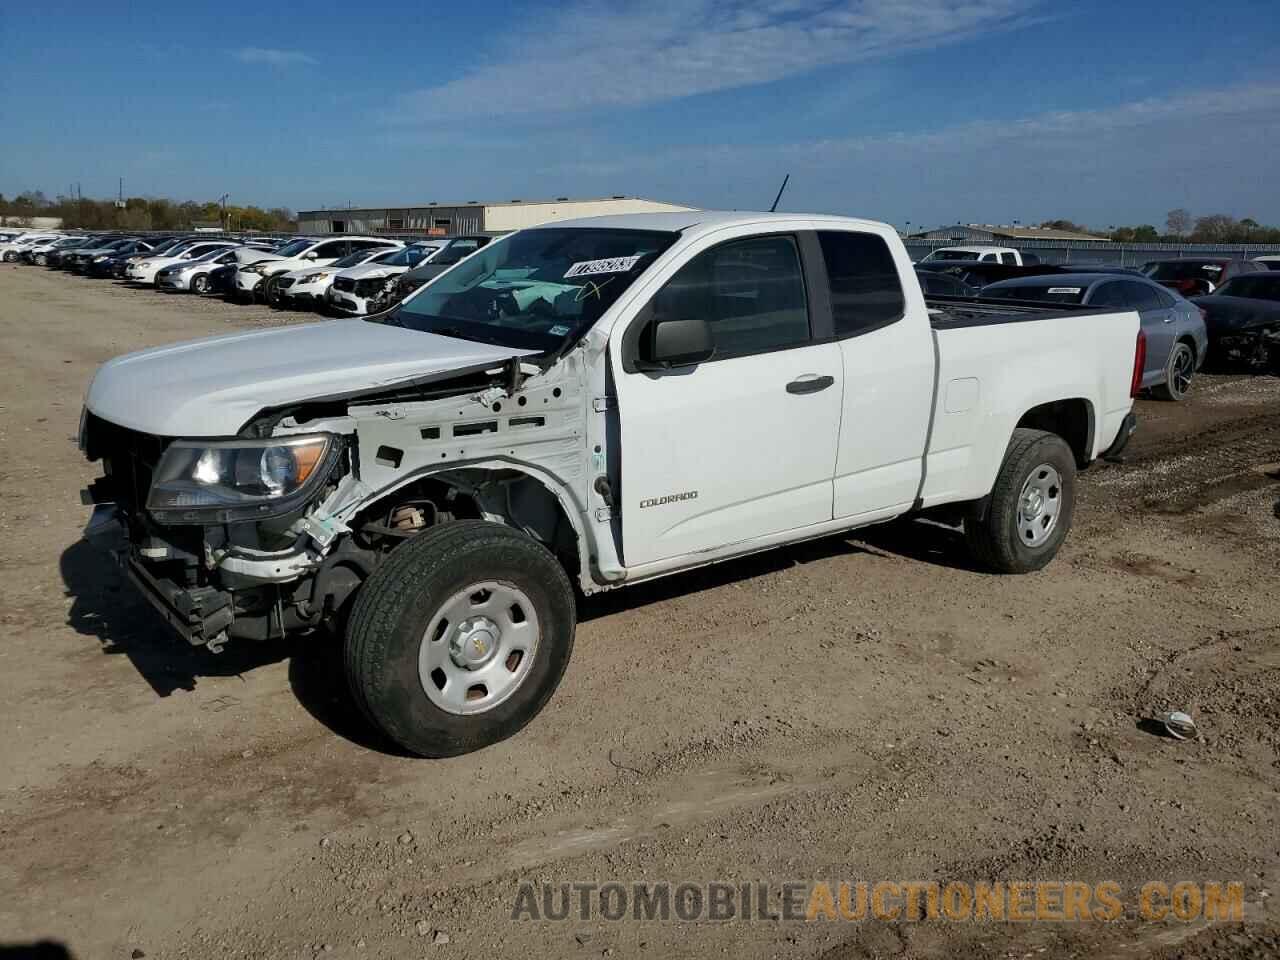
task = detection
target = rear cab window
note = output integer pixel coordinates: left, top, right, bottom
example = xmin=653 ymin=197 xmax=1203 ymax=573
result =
xmin=817 ymin=231 xmax=905 ymax=337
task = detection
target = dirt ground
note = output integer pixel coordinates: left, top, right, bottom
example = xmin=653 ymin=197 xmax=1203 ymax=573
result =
xmin=0 ymin=264 xmax=1277 ymax=960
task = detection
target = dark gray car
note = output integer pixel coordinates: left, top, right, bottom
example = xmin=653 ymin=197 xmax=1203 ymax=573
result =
xmin=980 ymin=273 xmax=1208 ymax=401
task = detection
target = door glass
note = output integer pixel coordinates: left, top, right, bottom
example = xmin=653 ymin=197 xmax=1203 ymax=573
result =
xmin=817 ymin=231 xmax=905 ymax=336
xmin=651 ymin=235 xmax=810 ymax=359
xmin=1087 ymin=282 xmax=1130 ymax=308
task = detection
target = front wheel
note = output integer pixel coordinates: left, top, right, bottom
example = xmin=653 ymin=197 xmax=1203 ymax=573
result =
xmin=2 ymin=251 xmax=15 ymax=263
xmin=1152 ymin=341 xmax=1194 ymax=401
xmin=964 ymin=428 xmax=1076 ymax=574
xmin=262 ymin=274 xmax=283 ymax=305
xmin=191 ymin=273 xmax=209 ymax=294
xmin=34 ymin=254 xmax=47 ymax=266
xmin=344 ymin=520 xmax=576 ymax=757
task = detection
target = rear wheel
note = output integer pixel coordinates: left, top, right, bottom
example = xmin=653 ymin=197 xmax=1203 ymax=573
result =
xmin=964 ymin=428 xmax=1076 ymax=574
xmin=1152 ymin=341 xmax=1194 ymax=401
xmin=344 ymin=520 xmax=576 ymax=757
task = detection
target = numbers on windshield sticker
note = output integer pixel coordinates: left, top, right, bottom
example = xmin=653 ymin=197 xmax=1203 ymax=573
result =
xmin=564 ymin=255 xmax=644 ymax=278
xmin=1047 ymin=287 xmax=1082 ymax=294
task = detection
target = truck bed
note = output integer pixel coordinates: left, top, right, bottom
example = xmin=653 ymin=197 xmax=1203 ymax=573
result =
xmin=925 ymin=295 xmax=1112 ymax=329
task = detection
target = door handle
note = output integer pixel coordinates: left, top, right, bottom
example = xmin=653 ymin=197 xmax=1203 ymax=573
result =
xmin=786 ymin=375 xmax=835 ymax=395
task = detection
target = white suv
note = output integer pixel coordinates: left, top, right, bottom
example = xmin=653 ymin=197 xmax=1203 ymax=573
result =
xmin=230 ymin=236 xmax=401 ymax=303
xmin=275 ymin=243 xmax=407 ymax=309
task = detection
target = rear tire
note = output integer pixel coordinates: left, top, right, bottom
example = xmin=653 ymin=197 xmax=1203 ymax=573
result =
xmin=964 ymin=428 xmax=1076 ymax=574
xmin=344 ymin=520 xmax=576 ymax=757
xmin=1152 ymin=341 xmax=1194 ymax=401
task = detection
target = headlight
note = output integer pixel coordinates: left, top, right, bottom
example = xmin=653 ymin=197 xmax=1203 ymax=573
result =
xmin=300 ymin=272 xmax=330 ymax=282
xmin=146 ymin=434 xmax=340 ymax=524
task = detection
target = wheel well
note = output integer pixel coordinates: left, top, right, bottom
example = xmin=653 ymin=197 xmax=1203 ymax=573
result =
xmin=1016 ymin=398 xmax=1093 ymax=467
xmin=351 ymin=468 xmax=582 ymax=578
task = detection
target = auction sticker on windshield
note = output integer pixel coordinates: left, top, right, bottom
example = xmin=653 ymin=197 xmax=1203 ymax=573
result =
xmin=1048 ymin=287 xmax=1082 ymax=294
xmin=565 ymin=255 xmax=644 ymax=278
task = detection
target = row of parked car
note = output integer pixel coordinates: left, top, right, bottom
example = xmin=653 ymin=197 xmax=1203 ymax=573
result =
xmin=0 ymin=228 xmax=497 ymax=317
xmin=913 ymin=248 xmax=1280 ymax=398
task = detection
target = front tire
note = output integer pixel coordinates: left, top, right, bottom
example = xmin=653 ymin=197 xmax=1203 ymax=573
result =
xmin=344 ymin=520 xmax=576 ymax=757
xmin=191 ymin=273 xmax=209 ymax=294
xmin=1152 ymin=341 xmax=1194 ymax=401
xmin=964 ymin=428 xmax=1076 ymax=574
xmin=262 ymin=274 xmax=283 ymax=306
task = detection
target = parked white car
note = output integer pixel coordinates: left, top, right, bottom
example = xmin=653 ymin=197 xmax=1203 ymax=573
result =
xmin=125 ymin=240 xmax=240 ymax=285
xmin=325 ymin=243 xmax=442 ymax=315
xmin=276 ymin=243 xmax=413 ymax=308
xmin=229 ymin=236 xmax=402 ymax=303
xmin=82 ymin=211 xmax=1142 ymax=758
xmin=919 ymin=245 xmax=1032 ymax=265
xmin=156 ymin=245 xmax=276 ymax=293
xmin=1 ymin=232 xmax=66 ymax=262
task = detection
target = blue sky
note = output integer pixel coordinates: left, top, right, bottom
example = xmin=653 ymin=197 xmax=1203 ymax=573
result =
xmin=2 ymin=0 xmax=1278 ymax=229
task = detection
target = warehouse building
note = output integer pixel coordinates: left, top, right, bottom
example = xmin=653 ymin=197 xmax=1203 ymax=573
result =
xmin=297 ymin=196 xmax=697 ymax=236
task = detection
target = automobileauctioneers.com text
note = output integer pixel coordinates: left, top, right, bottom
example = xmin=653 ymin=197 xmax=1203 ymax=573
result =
xmin=512 ymin=880 xmax=1246 ymax=924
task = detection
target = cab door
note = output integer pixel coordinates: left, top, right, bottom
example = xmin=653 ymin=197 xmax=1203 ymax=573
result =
xmin=611 ymin=229 xmax=842 ymax=568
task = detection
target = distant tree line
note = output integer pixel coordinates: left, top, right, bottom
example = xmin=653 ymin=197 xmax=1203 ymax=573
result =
xmin=0 ymin=190 xmax=296 ymax=232
xmin=1037 ymin=210 xmax=1280 ymax=244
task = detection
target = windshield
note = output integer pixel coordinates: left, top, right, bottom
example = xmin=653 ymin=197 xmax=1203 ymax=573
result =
xmin=380 ymin=228 xmax=678 ymax=351
xmin=926 ymin=250 xmax=981 ymax=261
xmin=273 ymin=239 xmax=315 ymax=258
xmin=426 ymin=238 xmax=484 ymax=266
xmin=186 ymin=247 xmax=228 ymax=264
xmin=1144 ymin=261 xmax=1227 ymax=282
xmin=374 ymin=246 xmax=430 ymax=267
xmin=1213 ymin=276 xmax=1280 ymax=301
xmin=982 ymin=284 xmax=1087 ymax=304
xmin=332 ymin=249 xmax=378 ymax=268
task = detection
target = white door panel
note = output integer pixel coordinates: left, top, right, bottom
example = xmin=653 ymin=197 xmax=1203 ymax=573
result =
xmin=615 ymin=343 xmax=842 ymax=566
xmin=832 ymin=319 xmax=934 ymax=518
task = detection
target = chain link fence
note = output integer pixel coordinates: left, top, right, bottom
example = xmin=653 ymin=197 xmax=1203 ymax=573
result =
xmin=904 ymin=238 xmax=1280 ymax=267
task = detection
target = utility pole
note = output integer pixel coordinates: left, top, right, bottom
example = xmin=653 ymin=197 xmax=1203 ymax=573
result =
xmin=219 ymin=193 xmax=230 ymax=231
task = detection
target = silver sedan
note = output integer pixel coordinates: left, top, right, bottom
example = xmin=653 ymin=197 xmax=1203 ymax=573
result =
xmin=980 ymin=273 xmax=1208 ymax=400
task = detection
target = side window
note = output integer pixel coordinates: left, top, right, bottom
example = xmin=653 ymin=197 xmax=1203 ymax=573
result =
xmin=350 ymin=240 xmax=392 ymax=253
xmin=980 ymin=253 xmax=995 ymax=262
xmin=1152 ymin=287 xmax=1176 ymax=308
xmin=1125 ymin=281 xmax=1164 ymax=311
xmin=312 ymin=241 xmax=348 ymax=259
xmin=649 ymin=234 xmax=810 ymax=359
xmin=1000 ymin=252 xmax=1017 ymax=265
xmin=1088 ymin=282 xmax=1130 ymax=308
xmin=817 ymin=230 xmax=906 ymax=337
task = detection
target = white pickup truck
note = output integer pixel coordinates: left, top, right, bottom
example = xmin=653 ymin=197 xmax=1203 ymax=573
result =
xmin=919 ymin=245 xmax=1032 ymax=265
xmin=80 ymin=212 xmax=1141 ymax=757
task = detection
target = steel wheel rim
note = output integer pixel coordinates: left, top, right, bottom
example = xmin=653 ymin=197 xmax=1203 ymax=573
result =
xmin=418 ymin=580 xmax=540 ymax=716
xmin=1017 ymin=463 xmax=1062 ymax=548
xmin=1171 ymin=347 xmax=1193 ymax=397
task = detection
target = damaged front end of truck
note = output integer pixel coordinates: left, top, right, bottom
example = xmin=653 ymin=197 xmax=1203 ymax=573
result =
xmin=80 ymin=353 xmax=595 ymax=654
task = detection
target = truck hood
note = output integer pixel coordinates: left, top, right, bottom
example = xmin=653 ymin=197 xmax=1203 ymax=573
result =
xmin=86 ymin=318 xmax=534 ymax=436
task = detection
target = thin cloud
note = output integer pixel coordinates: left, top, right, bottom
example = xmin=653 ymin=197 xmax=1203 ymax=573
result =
xmin=386 ymin=0 xmax=1040 ymax=120
xmin=234 ymin=47 xmax=317 ymax=67
xmin=536 ymin=81 xmax=1280 ymax=223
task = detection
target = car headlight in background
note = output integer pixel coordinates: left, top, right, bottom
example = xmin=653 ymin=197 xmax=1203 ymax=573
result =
xmin=300 ymin=272 xmax=330 ymax=282
xmin=147 ymin=434 xmax=340 ymax=523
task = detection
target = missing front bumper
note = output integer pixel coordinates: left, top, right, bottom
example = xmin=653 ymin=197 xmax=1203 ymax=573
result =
xmin=125 ymin=555 xmax=236 ymax=652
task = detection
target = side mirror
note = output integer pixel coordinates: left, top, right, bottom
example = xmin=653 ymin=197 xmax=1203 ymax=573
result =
xmin=303 ymin=251 xmax=318 ymax=260
xmin=644 ymin=316 xmax=714 ymax=368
